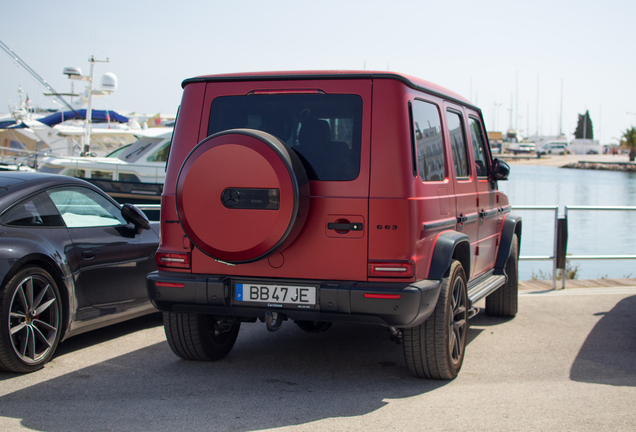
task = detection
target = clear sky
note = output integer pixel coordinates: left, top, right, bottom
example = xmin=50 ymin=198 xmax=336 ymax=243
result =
xmin=2 ymin=0 xmax=634 ymax=145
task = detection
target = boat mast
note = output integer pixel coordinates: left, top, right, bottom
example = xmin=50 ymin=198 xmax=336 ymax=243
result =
xmin=83 ymin=57 xmax=95 ymax=156
xmin=0 ymin=38 xmax=78 ymax=114
xmin=80 ymin=56 xmax=109 ymax=156
xmin=559 ymin=79 xmax=563 ymax=136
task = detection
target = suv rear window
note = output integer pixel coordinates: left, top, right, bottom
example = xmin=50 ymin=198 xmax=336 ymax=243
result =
xmin=208 ymin=94 xmax=362 ymax=181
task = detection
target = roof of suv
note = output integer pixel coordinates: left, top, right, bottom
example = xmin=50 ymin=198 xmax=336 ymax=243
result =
xmin=182 ymin=70 xmax=475 ymax=111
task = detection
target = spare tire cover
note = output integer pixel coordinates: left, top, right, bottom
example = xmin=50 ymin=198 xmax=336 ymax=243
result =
xmin=176 ymin=129 xmax=310 ymax=264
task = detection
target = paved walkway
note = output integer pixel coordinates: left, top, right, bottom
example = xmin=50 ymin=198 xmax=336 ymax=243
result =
xmin=519 ymin=277 xmax=636 ymax=290
xmin=2 ymin=279 xmax=635 ymax=431
xmin=500 ymin=153 xmax=631 ymax=167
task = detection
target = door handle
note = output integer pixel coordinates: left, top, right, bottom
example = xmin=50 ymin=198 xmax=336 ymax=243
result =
xmin=82 ymin=251 xmax=95 ymax=260
xmin=327 ymin=222 xmax=363 ymax=231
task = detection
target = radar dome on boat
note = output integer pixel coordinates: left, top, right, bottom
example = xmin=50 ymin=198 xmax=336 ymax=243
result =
xmin=63 ymin=67 xmax=82 ymax=76
xmin=101 ymin=73 xmax=117 ymax=92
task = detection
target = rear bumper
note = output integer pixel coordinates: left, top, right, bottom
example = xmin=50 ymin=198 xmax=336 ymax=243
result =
xmin=147 ymin=271 xmax=442 ymax=328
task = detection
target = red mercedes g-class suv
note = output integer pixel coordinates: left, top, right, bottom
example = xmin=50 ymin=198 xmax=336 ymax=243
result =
xmin=147 ymin=71 xmax=521 ymax=379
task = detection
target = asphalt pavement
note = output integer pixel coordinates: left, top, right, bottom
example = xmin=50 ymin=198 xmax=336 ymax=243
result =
xmin=1 ymin=285 xmax=635 ymax=431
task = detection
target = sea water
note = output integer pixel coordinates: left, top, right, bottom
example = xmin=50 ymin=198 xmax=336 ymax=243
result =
xmin=498 ymin=164 xmax=636 ymax=280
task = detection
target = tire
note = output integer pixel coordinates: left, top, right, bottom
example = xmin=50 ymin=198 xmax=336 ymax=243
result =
xmin=486 ymin=233 xmax=519 ymax=317
xmin=295 ymin=321 xmax=333 ymax=333
xmin=0 ymin=266 xmax=62 ymax=373
xmin=403 ymin=260 xmax=468 ymax=379
xmin=163 ymin=312 xmax=240 ymax=361
xmin=175 ymin=129 xmax=310 ymax=264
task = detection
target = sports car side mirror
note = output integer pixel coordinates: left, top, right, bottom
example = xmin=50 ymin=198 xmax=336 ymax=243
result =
xmin=491 ymin=158 xmax=510 ymax=181
xmin=121 ymin=203 xmax=151 ymax=233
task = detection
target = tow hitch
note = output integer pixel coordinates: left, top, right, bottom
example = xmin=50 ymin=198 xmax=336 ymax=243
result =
xmin=263 ymin=311 xmax=284 ymax=332
xmin=389 ymin=326 xmax=403 ymax=344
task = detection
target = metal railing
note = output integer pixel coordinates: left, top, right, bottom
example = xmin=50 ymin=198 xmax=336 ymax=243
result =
xmin=0 ymin=146 xmax=39 ymax=168
xmin=512 ymin=206 xmax=559 ymax=289
xmin=44 ymin=158 xmax=166 ymax=183
xmin=136 ymin=204 xmax=161 ymax=214
xmin=132 ymin=203 xmax=635 ymax=290
xmin=513 ymin=205 xmax=636 ymax=289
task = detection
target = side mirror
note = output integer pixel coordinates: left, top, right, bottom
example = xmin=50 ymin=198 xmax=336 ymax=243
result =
xmin=491 ymin=158 xmax=510 ymax=181
xmin=121 ymin=203 xmax=151 ymax=233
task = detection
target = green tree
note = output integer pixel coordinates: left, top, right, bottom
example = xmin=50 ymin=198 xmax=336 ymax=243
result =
xmin=620 ymin=126 xmax=636 ymax=162
xmin=574 ymin=111 xmax=594 ymax=139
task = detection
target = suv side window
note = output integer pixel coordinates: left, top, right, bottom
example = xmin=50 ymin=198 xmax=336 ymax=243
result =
xmin=446 ymin=110 xmax=469 ymax=179
xmin=411 ymin=99 xmax=445 ymax=182
xmin=468 ymin=117 xmax=489 ymax=178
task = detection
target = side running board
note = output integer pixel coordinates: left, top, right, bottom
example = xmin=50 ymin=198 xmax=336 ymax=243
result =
xmin=467 ymin=273 xmax=506 ymax=304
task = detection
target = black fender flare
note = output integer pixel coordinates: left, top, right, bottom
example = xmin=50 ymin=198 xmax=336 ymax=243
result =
xmin=494 ymin=213 xmax=522 ymax=274
xmin=428 ymin=231 xmax=471 ymax=280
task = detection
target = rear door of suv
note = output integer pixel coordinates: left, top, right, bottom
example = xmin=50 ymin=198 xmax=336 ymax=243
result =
xmin=444 ymin=103 xmax=480 ymax=278
xmin=466 ymin=111 xmax=500 ymax=274
xmin=188 ymin=78 xmax=373 ymax=282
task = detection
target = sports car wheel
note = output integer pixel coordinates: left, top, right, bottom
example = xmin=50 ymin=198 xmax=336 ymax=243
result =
xmin=0 ymin=266 xmax=62 ymax=373
xmin=403 ymin=260 xmax=468 ymax=379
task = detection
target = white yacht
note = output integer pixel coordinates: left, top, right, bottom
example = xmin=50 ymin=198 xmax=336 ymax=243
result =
xmin=38 ymin=128 xmax=172 ymax=202
xmin=1 ymin=43 xmax=174 ymax=164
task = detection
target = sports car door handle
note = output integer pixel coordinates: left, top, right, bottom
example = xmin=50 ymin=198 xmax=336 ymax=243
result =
xmin=81 ymin=251 xmax=96 ymax=260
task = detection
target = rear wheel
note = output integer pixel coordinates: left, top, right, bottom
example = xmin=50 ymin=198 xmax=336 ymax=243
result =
xmin=403 ymin=260 xmax=468 ymax=379
xmin=295 ymin=320 xmax=333 ymax=333
xmin=163 ymin=312 xmax=240 ymax=361
xmin=486 ymin=233 xmax=519 ymax=317
xmin=0 ymin=266 xmax=62 ymax=373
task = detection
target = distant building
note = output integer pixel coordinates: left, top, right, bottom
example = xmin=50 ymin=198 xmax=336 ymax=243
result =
xmin=570 ymin=138 xmax=602 ymax=155
xmin=487 ymin=131 xmax=503 ymax=142
xmin=487 ymin=131 xmax=503 ymax=153
xmin=526 ymin=134 xmax=568 ymax=148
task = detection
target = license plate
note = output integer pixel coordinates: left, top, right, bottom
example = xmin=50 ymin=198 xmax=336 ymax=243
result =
xmin=235 ymin=283 xmax=316 ymax=308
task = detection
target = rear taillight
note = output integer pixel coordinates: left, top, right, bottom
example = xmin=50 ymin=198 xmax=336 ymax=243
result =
xmin=368 ymin=261 xmax=414 ymax=278
xmin=156 ymin=252 xmax=191 ymax=269
xmin=155 ymin=282 xmax=185 ymax=288
xmin=364 ymin=293 xmax=401 ymax=299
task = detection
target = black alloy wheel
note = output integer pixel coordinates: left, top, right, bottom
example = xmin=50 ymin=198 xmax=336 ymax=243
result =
xmin=0 ymin=266 xmax=62 ymax=373
xmin=486 ymin=233 xmax=519 ymax=317
xmin=403 ymin=259 xmax=468 ymax=379
xmin=448 ymin=269 xmax=468 ymax=368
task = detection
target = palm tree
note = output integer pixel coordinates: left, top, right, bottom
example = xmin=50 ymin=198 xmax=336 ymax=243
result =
xmin=621 ymin=126 xmax=636 ymax=162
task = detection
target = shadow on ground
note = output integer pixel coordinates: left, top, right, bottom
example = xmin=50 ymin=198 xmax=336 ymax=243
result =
xmin=570 ymin=295 xmax=636 ymax=386
xmin=0 ymin=316 xmax=484 ymax=431
xmin=0 ymin=313 xmax=164 ymax=383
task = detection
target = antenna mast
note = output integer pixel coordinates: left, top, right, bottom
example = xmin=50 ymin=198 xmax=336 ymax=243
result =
xmin=0 ymin=38 xmax=78 ymax=114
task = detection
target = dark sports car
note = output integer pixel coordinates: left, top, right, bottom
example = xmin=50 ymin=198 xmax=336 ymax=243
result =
xmin=0 ymin=172 xmax=159 ymax=373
